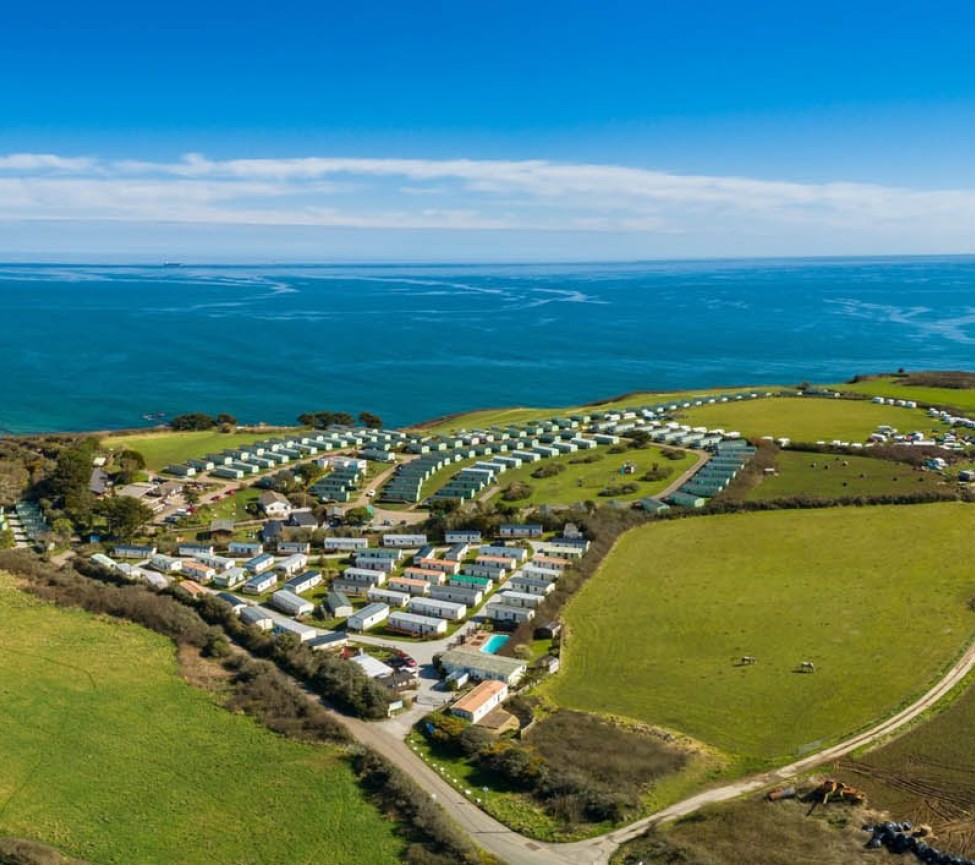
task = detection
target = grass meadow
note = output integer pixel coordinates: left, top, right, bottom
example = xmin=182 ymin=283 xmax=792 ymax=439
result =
xmin=548 ymin=503 xmax=975 ymax=769
xmin=488 ymin=445 xmax=697 ymax=507
xmin=680 ymin=397 xmax=938 ymax=443
xmin=0 ymin=573 xmax=403 ymax=865
xmin=748 ymin=451 xmax=950 ymax=500
xmin=839 ymin=375 xmax=975 ymax=413
xmin=102 ymin=428 xmax=304 ymax=471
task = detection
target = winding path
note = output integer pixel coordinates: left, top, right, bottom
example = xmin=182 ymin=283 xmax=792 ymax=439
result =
xmin=320 ymin=635 xmax=975 ymax=865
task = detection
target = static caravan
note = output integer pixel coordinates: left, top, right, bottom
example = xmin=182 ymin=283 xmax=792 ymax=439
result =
xmin=402 ymin=567 xmax=446 ymax=585
xmin=353 ymin=557 xmax=398 ymax=574
xmin=417 ymin=557 xmax=460 ymax=576
xmin=275 ymin=553 xmax=309 ymax=577
xmin=367 ymin=587 xmax=411 ymax=608
xmin=485 ymin=604 xmax=536 ymax=625
xmin=212 ymin=566 xmax=247 ymax=589
xmin=347 ymin=602 xmax=390 ymax=632
xmin=508 ymin=576 xmax=555 ymax=596
xmin=322 ymin=536 xmax=369 ymax=552
xmin=270 ymin=590 xmax=314 ymax=617
xmin=408 ymin=596 xmax=467 ymax=621
xmin=445 ymin=530 xmax=482 ymax=544
xmin=242 ymin=571 xmax=278 ymax=594
xmin=499 ymin=524 xmax=543 ymax=539
xmin=497 ymin=590 xmax=543 ymax=609
xmin=326 ymin=591 xmax=353 ymax=618
xmin=149 ymin=554 xmax=182 ymax=573
xmin=278 ymin=541 xmax=311 ymax=555
xmin=180 ymin=561 xmax=216 ymax=583
xmin=479 ymin=544 xmax=529 ymax=562
xmin=341 ymin=567 xmax=387 ymax=587
xmin=387 ymin=577 xmax=431 ymax=596
xmin=382 ymin=534 xmax=428 ymax=549
xmin=245 ymin=552 xmax=276 ymax=574
xmin=387 ymin=611 xmax=447 ymax=637
xmin=178 ymin=543 xmax=214 ymax=558
xmin=195 ymin=553 xmax=236 ymax=571
xmin=229 ymin=541 xmax=263 ymax=557
xmin=283 ymin=570 xmax=323 ymax=595
xmin=240 ymin=606 xmax=273 ymax=630
xmin=271 ymin=617 xmax=317 ymax=642
xmin=429 ymin=584 xmax=483 ymax=606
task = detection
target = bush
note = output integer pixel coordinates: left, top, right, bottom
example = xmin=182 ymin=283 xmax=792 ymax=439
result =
xmin=532 ymin=462 xmax=566 ymax=479
xmin=0 ymin=838 xmax=89 ymax=865
xmin=501 ymin=481 xmax=534 ymax=502
xmin=661 ymin=448 xmax=685 ymax=460
xmin=569 ymin=453 xmax=604 ymax=465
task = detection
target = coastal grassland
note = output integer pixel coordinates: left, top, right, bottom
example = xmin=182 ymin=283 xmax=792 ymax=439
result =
xmin=546 ymin=503 xmax=975 ymax=768
xmin=839 ymin=375 xmax=975 ymax=413
xmin=680 ymin=397 xmax=938 ymax=442
xmin=102 ymin=428 xmax=304 ymax=471
xmin=0 ymin=572 xmax=403 ymax=865
xmin=413 ymin=387 xmax=776 ymax=435
xmin=837 ymin=673 xmax=975 ymax=854
xmin=488 ymin=445 xmax=698 ymax=507
xmin=747 ymin=451 xmax=949 ymax=500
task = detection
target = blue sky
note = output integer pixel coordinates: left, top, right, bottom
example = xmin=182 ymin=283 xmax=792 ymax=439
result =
xmin=4 ymin=1 xmax=975 ymax=261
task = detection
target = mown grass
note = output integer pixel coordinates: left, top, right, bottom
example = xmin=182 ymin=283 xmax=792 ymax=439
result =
xmin=839 ymin=375 xmax=975 ymax=413
xmin=680 ymin=397 xmax=939 ymax=443
xmin=488 ymin=446 xmax=697 ymax=507
xmin=548 ymin=503 xmax=975 ymax=768
xmin=748 ymin=451 xmax=949 ymax=500
xmin=102 ymin=428 xmax=304 ymax=471
xmin=0 ymin=572 xmax=403 ymax=865
xmin=414 ymin=388 xmax=777 ymax=435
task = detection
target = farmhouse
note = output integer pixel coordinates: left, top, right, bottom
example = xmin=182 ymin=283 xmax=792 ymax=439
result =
xmin=383 ymin=533 xmax=428 ymax=548
xmin=347 ymin=603 xmax=390 ymax=632
xmin=326 ymin=591 xmax=353 ymax=618
xmin=439 ymin=646 xmax=527 ymax=685
xmin=387 ymin=611 xmax=448 ymax=636
xmin=259 ymin=491 xmax=292 ymax=519
xmin=450 ymin=679 xmax=509 ymax=724
xmin=242 ymin=571 xmax=278 ymax=594
xmin=270 ymin=590 xmax=314 ymax=617
xmin=407 ymin=596 xmax=467 ymax=621
xmin=239 ymin=606 xmax=274 ymax=630
xmin=283 ymin=570 xmax=322 ymax=595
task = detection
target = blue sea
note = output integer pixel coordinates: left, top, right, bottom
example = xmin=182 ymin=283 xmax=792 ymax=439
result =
xmin=2 ymin=257 xmax=975 ymax=435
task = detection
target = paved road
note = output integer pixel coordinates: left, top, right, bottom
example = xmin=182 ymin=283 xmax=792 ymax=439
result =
xmin=310 ymin=635 xmax=975 ymax=865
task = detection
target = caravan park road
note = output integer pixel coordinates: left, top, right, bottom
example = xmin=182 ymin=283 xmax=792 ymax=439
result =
xmin=322 ymin=635 xmax=975 ymax=865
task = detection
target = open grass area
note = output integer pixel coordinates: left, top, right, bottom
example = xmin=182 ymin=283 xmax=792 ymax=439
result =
xmin=838 ymin=375 xmax=975 ymax=413
xmin=488 ymin=445 xmax=698 ymax=507
xmin=548 ymin=503 xmax=975 ymax=769
xmin=680 ymin=397 xmax=938 ymax=443
xmin=838 ymin=674 xmax=975 ymax=855
xmin=0 ymin=573 xmax=403 ymax=865
xmin=748 ymin=451 xmax=950 ymax=500
xmin=414 ymin=387 xmax=777 ymax=435
xmin=103 ymin=427 xmax=304 ymax=471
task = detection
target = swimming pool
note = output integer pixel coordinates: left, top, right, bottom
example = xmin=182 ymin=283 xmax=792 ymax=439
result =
xmin=480 ymin=634 xmax=510 ymax=654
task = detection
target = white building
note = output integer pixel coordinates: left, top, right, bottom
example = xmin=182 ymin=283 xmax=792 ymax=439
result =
xmin=347 ymin=602 xmax=390 ymax=632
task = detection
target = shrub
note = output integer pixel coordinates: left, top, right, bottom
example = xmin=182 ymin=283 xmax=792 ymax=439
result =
xmin=501 ymin=481 xmax=534 ymax=502
xmin=532 ymin=462 xmax=566 ymax=479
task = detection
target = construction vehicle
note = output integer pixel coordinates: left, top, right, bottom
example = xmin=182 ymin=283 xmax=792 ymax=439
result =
xmin=809 ymin=778 xmax=867 ymax=806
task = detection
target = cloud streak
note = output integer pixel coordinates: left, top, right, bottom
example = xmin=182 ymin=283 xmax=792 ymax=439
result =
xmin=4 ymin=152 xmax=975 ymax=242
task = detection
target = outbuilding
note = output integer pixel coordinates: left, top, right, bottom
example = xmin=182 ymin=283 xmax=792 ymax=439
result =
xmin=450 ymin=679 xmax=509 ymax=724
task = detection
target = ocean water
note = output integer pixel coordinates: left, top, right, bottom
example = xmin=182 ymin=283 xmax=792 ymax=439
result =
xmin=2 ymin=257 xmax=975 ymax=434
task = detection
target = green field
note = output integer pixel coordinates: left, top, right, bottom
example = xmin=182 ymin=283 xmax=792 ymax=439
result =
xmin=838 ymin=376 xmax=975 ymax=413
xmin=488 ymin=446 xmax=698 ymax=507
xmin=681 ymin=397 xmax=938 ymax=443
xmin=414 ymin=387 xmax=777 ymax=435
xmin=548 ymin=504 xmax=975 ymax=768
xmin=103 ymin=428 xmax=304 ymax=471
xmin=0 ymin=573 xmax=402 ymax=865
xmin=748 ymin=451 xmax=950 ymax=500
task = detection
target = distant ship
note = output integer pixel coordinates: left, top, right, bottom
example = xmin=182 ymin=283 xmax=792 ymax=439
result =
xmin=142 ymin=412 xmax=167 ymax=421
xmin=161 ymin=262 xmax=182 ymax=268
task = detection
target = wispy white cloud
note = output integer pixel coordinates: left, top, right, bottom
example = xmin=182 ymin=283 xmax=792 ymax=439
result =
xmin=4 ymin=151 xmax=975 ymax=242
